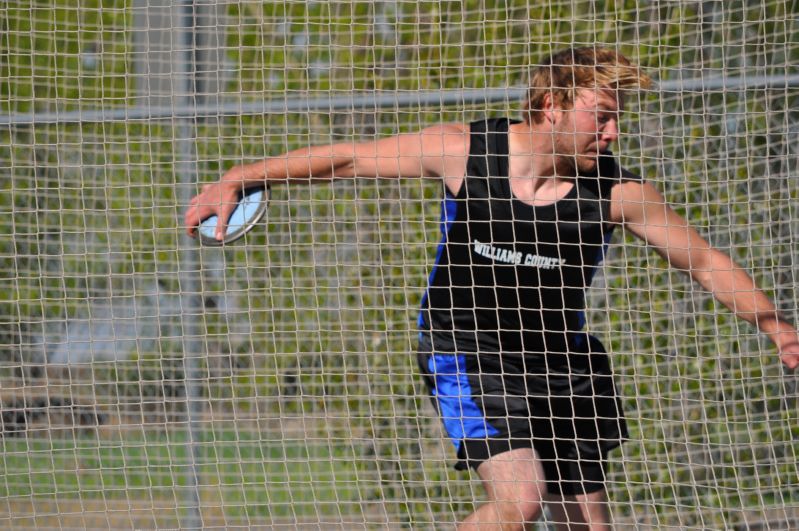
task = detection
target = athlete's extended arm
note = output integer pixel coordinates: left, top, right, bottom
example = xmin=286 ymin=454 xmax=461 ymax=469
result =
xmin=185 ymin=124 xmax=469 ymax=239
xmin=610 ymin=180 xmax=799 ymax=369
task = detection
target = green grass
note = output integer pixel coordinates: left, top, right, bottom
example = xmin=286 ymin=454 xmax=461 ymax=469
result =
xmin=0 ymin=430 xmax=365 ymax=521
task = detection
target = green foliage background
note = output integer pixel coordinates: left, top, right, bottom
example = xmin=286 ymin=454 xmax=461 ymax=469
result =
xmin=1 ymin=1 xmax=798 ymax=528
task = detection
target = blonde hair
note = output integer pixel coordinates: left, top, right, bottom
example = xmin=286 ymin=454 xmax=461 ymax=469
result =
xmin=523 ymin=47 xmax=652 ymax=124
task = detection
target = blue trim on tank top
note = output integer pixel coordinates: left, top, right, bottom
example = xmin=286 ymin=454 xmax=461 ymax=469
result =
xmin=418 ymin=192 xmax=458 ymax=328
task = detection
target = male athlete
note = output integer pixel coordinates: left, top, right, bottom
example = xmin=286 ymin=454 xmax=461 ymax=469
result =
xmin=185 ymin=47 xmax=799 ymax=530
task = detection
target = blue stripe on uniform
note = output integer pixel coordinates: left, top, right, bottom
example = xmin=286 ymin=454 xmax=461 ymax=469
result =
xmin=418 ymin=192 xmax=459 ymax=328
xmin=428 ymin=353 xmax=499 ymax=452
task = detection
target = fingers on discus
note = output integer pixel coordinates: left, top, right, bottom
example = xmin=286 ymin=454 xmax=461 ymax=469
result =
xmin=185 ymin=208 xmax=199 ymax=236
xmin=215 ymin=204 xmax=236 ymax=240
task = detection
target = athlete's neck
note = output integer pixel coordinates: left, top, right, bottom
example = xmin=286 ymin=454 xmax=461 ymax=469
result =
xmin=507 ymin=121 xmax=576 ymax=206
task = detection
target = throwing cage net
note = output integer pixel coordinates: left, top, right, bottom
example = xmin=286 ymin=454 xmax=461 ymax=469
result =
xmin=1 ymin=1 xmax=798 ymax=529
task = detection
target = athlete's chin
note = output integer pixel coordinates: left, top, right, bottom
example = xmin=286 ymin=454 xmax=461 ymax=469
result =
xmin=576 ymin=155 xmax=599 ymax=172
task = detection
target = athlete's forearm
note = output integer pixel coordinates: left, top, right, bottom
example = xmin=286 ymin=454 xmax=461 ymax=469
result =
xmin=692 ymin=249 xmax=799 ymax=348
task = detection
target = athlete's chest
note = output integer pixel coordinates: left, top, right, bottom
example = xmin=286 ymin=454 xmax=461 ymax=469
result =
xmin=462 ymin=182 xmax=604 ymax=237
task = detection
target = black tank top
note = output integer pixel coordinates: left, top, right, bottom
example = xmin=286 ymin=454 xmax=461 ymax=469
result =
xmin=418 ymin=118 xmax=638 ymax=372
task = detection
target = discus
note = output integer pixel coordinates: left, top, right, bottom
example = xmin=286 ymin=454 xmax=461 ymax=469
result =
xmin=198 ymin=185 xmax=269 ymax=246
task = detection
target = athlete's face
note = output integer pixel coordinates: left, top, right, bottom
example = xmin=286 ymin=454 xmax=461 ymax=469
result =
xmin=552 ymin=88 xmax=623 ymax=174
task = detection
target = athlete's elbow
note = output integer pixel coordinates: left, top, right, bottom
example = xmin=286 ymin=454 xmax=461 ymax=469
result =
xmin=688 ymin=268 xmax=715 ymax=293
xmin=328 ymin=160 xmax=358 ymax=179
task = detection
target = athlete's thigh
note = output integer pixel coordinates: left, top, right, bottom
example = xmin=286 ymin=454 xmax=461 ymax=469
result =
xmin=543 ymin=489 xmax=610 ymax=531
xmin=476 ymin=447 xmax=548 ymax=505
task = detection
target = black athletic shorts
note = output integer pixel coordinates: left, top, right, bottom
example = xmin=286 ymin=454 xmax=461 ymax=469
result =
xmin=417 ymin=334 xmax=628 ymax=496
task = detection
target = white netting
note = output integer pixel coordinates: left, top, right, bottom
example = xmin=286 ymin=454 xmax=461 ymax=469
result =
xmin=1 ymin=1 xmax=798 ymax=529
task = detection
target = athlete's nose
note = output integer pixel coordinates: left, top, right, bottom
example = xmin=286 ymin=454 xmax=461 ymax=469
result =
xmin=601 ymin=119 xmax=619 ymax=143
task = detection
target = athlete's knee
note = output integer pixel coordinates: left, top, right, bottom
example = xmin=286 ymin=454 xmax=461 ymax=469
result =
xmin=462 ymin=498 xmax=543 ymax=531
xmin=492 ymin=486 xmax=545 ymax=528
xmin=498 ymin=497 xmax=544 ymax=528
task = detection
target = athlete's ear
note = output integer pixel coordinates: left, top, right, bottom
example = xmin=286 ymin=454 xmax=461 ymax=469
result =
xmin=540 ymin=92 xmax=560 ymax=125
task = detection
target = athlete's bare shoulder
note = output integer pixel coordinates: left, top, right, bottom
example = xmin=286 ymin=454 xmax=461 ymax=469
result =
xmin=416 ymin=123 xmax=470 ymax=194
xmin=417 ymin=123 xmax=470 ymax=163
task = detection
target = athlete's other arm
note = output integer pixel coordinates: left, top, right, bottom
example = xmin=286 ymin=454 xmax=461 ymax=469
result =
xmin=609 ymin=179 xmax=799 ymax=369
xmin=185 ymin=124 xmax=469 ymax=240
